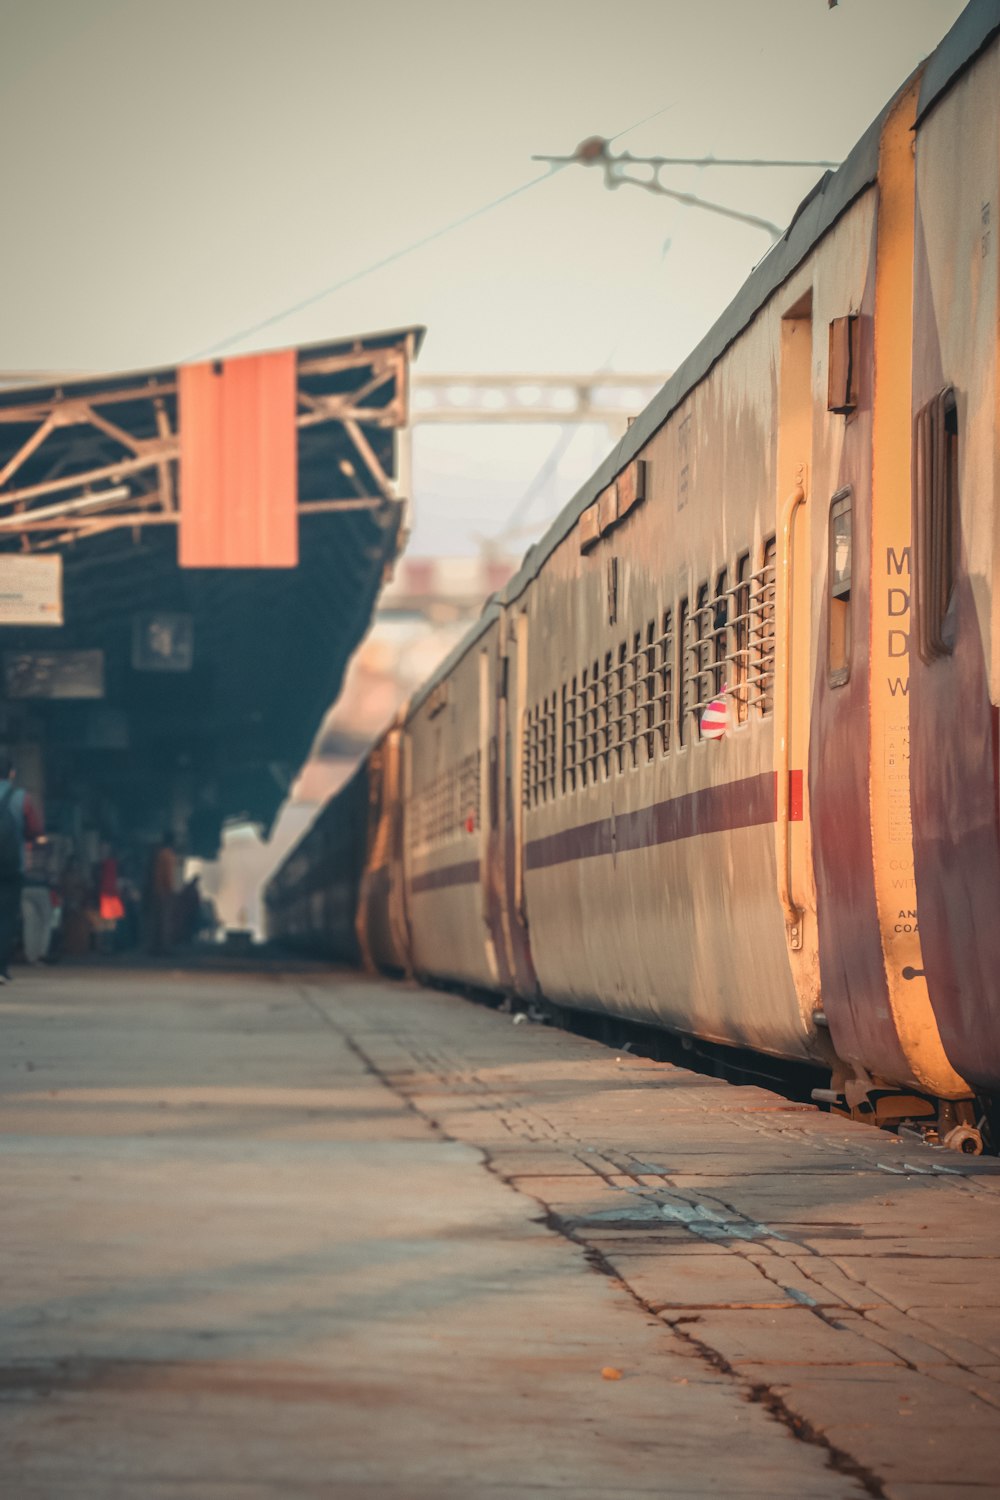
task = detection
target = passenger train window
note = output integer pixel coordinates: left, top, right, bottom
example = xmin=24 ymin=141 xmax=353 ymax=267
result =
xmin=614 ymin=642 xmax=628 ymax=774
xmin=524 ymin=693 xmax=560 ymax=804
xmin=754 ymin=539 xmax=777 ymax=716
xmin=828 ymin=489 xmax=852 ymax=686
xmin=590 ymin=661 xmax=600 ymax=782
xmin=642 ymin=621 xmax=657 ymax=761
xmin=732 ymin=552 xmax=751 ymax=724
xmin=600 ymin=651 xmax=614 ymax=779
xmin=560 ymin=607 xmax=681 ymax=791
xmin=576 ymin=667 xmax=588 ymax=788
xmin=628 ymin=630 xmax=642 ymax=770
xmin=712 ymin=567 xmax=729 ymax=699
xmin=561 ymin=682 xmax=576 ymax=794
xmin=914 ymin=386 xmax=958 ymax=662
xmin=688 ymin=582 xmax=713 ymax=742
xmin=659 ymin=610 xmax=673 ymax=755
xmin=523 ymin=703 xmax=537 ymax=807
xmin=677 ymin=598 xmax=689 ymax=747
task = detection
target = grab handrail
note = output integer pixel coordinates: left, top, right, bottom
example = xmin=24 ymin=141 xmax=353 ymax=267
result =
xmin=776 ymin=473 xmax=806 ymax=949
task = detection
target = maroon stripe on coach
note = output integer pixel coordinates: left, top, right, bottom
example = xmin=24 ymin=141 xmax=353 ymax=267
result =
xmin=525 ymin=813 xmax=615 ymax=869
xmin=410 ymin=859 xmax=481 ymax=894
xmin=525 ymin=770 xmax=792 ymax=873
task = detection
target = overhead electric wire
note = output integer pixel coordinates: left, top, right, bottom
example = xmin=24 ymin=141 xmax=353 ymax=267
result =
xmin=534 ymin=152 xmax=840 ymax=170
xmin=187 ymin=98 xmax=680 ymax=364
xmin=605 ymin=100 xmax=677 ymax=141
xmin=617 ymin=177 xmax=784 ymax=241
xmin=488 ymin=132 xmax=722 ymax=549
xmin=490 ymin=142 xmax=708 ymax=550
xmin=532 ymin=131 xmax=840 ymax=244
xmin=480 ymin=101 xmax=685 ymax=545
xmin=187 ymin=167 xmax=564 ymax=362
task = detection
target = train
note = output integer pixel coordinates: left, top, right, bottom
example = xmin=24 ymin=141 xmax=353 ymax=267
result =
xmin=267 ymin=0 xmax=1000 ymax=1153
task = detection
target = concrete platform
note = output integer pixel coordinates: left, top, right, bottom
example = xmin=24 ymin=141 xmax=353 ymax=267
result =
xmin=1 ymin=965 xmax=999 ymax=1498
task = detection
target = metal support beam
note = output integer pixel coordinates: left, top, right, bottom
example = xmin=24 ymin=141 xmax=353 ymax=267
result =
xmin=0 ymin=335 xmax=416 ymax=553
xmin=410 ymin=373 xmax=668 ymax=431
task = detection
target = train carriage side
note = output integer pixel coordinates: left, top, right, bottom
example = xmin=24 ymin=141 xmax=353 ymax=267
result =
xmin=483 ymin=598 xmax=542 ymax=999
xmin=511 ymin=71 xmax=973 ymax=1102
xmin=905 ymin=18 xmax=1000 ymax=1095
xmin=513 ymin=282 xmax=827 ymax=1063
xmin=264 ymin=757 xmax=369 ymax=962
xmin=356 ymin=722 xmax=412 ymax=975
xmin=808 ymin=73 xmax=969 ymax=1108
xmin=402 ymin=611 xmax=501 ymax=991
xmin=263 ymin=849 xmax=303 ymax=950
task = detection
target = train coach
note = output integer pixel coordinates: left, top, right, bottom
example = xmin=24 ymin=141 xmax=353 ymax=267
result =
xmin=265 ymin=759 xmax=369 ymax=964
xmin=267 ymin=0 xmax=1000 ymax=1152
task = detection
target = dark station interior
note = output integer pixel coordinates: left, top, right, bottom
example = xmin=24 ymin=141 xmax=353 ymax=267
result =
xmin=0 ymin=327 xmax=422 ymax=869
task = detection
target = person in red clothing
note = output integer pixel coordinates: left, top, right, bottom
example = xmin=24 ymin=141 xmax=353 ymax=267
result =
xmin=0 ymin=752 xmax=43 ymax=982
xmin=95 ymin=843 xmax=124 ymax=955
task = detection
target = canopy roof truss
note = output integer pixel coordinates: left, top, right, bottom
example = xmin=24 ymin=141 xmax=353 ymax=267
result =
xmin=0 ymin=326 xmax=423 ymax=853
xmin=0 ymin=330 xmax=415 ymax=552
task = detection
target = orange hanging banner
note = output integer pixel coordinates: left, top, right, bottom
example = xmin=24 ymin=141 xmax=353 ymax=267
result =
xmin=179 ymin=350 xmax=298 ymax=568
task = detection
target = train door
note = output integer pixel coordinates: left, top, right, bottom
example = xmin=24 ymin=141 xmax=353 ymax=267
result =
xmin=384 ymin=725 xmax=413 ymax=973
xmin=808 ymin=78 xmax=965 ymax=1107
xmin=483 ymin=605 xmax=538 ymax=998
xmin=355 ymin=742 xmax=384 ymax=971
xmin=356 ymin=724 xmax=413 ymax=975
xmin=902 ymin=41 xmax=1000 ymax=1104
xmin=477 ymin=645 xmax=501 ymax=986
xmin=483 ymin=619 xmax=514 ymax=990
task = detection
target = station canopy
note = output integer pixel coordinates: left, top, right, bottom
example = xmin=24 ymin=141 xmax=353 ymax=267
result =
xmin=0 ymin=327 xmax=423 ymax=856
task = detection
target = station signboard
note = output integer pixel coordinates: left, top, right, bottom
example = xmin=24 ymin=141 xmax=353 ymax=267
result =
xmin=4 ymin=649 xmax=104 ymax=699
xmin=0 ymin=555 xmax=63 ymax=626
xmin=131 ymin=613 xmax=194 ymax=672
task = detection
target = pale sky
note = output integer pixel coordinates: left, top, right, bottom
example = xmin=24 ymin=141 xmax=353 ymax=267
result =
xmin=0 ymin=0 xmax=969 ymax=552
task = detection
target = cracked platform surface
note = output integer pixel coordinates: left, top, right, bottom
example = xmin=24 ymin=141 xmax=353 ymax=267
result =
xmin=2 ymin=965 xmax=999 ymax=1498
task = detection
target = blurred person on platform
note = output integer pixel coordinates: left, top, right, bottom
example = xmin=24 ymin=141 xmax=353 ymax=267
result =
xmin=200 ymin=891 xmax=220 ymax=945
xmin=147 ymin=832 xmax=177 ymax=955
xmin=0 ymin=752 xmax=43 ymax=981
xmin=95 ymin=842 xmax=125 ymax=955
xmin=21 ymin=835 xmax=55 ymax=965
